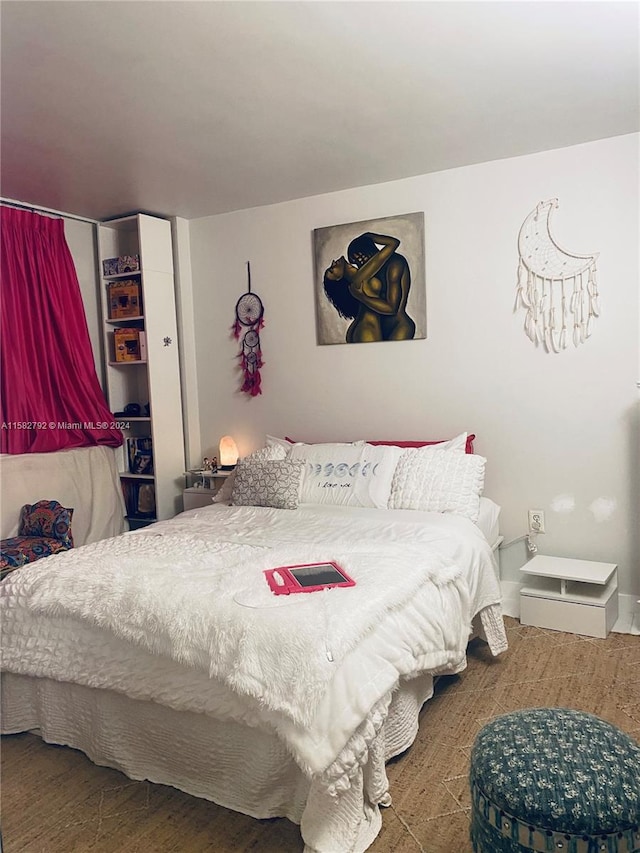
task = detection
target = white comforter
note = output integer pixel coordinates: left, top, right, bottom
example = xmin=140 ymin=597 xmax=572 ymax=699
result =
xmin=0 ymin=503 xmax=505 ymax=788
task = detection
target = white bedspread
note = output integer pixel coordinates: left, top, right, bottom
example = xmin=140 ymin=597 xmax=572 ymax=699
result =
xmin=0 ymin=503 xmax=505 ymax=786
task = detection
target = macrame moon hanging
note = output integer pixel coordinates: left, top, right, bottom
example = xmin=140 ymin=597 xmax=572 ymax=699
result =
xmin=515 ymin=198 xmax=600 ymax=352
xmin=232 ymin=261 xmax=264 ymax=396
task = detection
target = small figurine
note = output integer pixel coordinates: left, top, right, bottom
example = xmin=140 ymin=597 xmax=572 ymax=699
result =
xmin=202 ymin=457 xmax=218 ymax=473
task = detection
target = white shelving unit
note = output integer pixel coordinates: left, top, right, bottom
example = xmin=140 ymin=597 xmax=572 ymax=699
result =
xmin=98 ymin=214 xmax=185 ymax=526
xmin=520 ymin=554 xmax=618 ymax=638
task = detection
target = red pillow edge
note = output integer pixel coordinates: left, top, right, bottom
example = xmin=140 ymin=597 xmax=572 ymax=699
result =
xmin=284 ymin=435 xmax=476 ymax=454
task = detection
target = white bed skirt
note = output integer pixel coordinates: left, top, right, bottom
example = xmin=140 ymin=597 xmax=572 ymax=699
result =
xmin=1 ymin=672 xmax=434 ymax=853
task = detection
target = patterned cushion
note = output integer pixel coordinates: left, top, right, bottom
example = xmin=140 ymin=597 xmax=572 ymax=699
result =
xmin=213 ymin=445 xmax=287 ymax=504
xmin=470 ymin=708 xmax=640 ymax=853
xmin=0 ymin=536 xmax=71 ymax=571
xmin=389 ymin=447 xmax=486 ymax=521
xmin=231 ymin=459 xmax=303 ymax=510
xmin=19 ymin=500 xmax=74 ymax=548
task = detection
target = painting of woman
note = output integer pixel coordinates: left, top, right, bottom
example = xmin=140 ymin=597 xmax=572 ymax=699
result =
xmin=314 ymin=213 xmax=426 ymax=345
xmin=323 ymin=232 xmax=416 ymax=343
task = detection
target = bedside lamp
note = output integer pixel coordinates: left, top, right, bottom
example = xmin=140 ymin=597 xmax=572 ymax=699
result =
xmin=219 ymin=435 xmax=239 ymax=470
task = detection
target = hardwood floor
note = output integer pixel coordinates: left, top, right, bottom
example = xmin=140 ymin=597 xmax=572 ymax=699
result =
xmin=2 ymin=617 xmax=639 ymax=852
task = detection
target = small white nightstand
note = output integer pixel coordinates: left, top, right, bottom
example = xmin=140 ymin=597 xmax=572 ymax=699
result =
xmin=520 ymin=555 xmax=618 ymax=638
xmin=182 ymin=470 xmax=232 ymax=511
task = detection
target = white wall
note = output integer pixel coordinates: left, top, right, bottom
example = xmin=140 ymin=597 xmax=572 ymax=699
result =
xmin=187 ymin=134 xmax=638 ymax=596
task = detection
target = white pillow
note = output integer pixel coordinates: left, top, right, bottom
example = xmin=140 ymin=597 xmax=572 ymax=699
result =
xmin=388 ymin=448 xmax=486 ymax=521
xmin=435 ymin=432 xmax=468 ymax=453
xmin=477 ymin=497 xmax=501 ymax=545
xmin=288 ymin=442 xmax=402 ymax=508
xmin=213 ymin=444 xmax=287 ymax=503
xmin=267 ymin=435 xmax=363 ymax=451
xmin=365 ymin=432 xmax=468 ymax=453
xmin=248 ymin=444 xmax=288 ymax=462
xmin=231 ymin=459 xmax=304 ymax=510
xmin=265 ymin=435 xmax=293 ymax=454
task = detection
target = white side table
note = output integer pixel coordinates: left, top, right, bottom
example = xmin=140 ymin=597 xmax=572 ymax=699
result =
xmin=182 ymin=470 xmax=232 ymax=511
xmin=520 ymin=554 xmax=618 ymax=638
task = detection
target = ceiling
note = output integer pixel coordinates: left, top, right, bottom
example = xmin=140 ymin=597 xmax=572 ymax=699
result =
xmin=1 ymin=1 xmax=638 ymax=222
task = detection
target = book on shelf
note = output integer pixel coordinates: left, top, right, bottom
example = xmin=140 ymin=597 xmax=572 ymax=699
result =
xmin=127 ymin=437 xmax=153 ymax=474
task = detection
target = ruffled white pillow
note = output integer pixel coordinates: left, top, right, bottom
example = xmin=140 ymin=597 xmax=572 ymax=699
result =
xmin=388 ymin=448 xmax=486 ymax=521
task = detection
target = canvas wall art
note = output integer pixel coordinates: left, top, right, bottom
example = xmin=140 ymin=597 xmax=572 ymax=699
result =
xmin=313 ymin=212 xmax=426 ymax=345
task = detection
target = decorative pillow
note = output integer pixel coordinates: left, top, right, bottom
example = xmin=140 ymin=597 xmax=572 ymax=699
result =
xmin=0 ymin=536 xmax=70 ymax=570
xmin=213 ymin=444 xmax=287 ymax=504
xmin=287 ymin=441 xmax=402 ymax=508
xmin=212 ymin=472 xmax=235 ymax=504
xmin=231 ymin=459 xmax=304 ymax=510
xmin=265 ymin=435 xmax=294 ymax=453
xmin=368 ymin=432 xmax=475 ymax=454
xmin=388 ymin=448 xmax=486 ymax=521
xmin=19 ymin=500 xmax=74 ymax=548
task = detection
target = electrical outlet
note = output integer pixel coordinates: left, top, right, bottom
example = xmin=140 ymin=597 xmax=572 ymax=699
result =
xmin=528 ymin=509 xmax=546 ymax=534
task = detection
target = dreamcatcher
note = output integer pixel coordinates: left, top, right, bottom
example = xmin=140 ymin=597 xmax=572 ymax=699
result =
xmin=515 ymin=199 xmax=600 ymax=353
xmin=232 ymin=261 xmax=264 ymax=396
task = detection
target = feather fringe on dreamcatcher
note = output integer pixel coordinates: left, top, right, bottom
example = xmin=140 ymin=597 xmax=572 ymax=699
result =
xmin=515 ymin=199 xmax=600 ymax=353
xmin=232 ymin=261 xmax=264 ymax=396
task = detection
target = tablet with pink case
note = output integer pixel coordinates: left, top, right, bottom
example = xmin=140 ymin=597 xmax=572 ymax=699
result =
xmin=264 ymin=562 xmax=355 ymax=595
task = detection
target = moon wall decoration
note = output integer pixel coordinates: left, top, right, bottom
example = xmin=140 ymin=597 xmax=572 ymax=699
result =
xmin=515 ymin=199 xmax=600 ymax=352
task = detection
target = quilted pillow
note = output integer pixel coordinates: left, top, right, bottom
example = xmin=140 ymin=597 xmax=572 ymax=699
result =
xmin=287 ymin=441 xmax=402 ymax=508
xmin=19 ymin=500 xmax=74 ymax=548
xmin=231 ymin=459 xmax=304 ymax=510
xmin=213 ymin=444 xmax=287 ymax=504
xmin=388 ymin=448 xmax=486 ymax=521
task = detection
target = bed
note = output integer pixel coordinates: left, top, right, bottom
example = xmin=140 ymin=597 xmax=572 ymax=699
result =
xmin=1 ymin=435 xmax=507 ymax=853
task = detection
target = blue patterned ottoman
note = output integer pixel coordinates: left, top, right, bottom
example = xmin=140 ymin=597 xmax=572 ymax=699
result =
xmin=470 ymin=708 xmax=640 ymax=853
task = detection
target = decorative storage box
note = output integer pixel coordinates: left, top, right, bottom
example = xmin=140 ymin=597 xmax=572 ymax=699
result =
xmin=107 ymin=280 xmax=142 ymax=318
xmin=114 ymin=328 xmax=142 ymax=362
xmin=102 ymin=256 xmax=120 ymax=276
xmin=102 ymin=254 xmax=140 ymax=276
xmin=118 ymin=254 xmax=140 ymax=273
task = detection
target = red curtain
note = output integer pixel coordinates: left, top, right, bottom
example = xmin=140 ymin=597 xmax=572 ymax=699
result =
xmin=0 ymin=207 xmax=123 ymax=453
